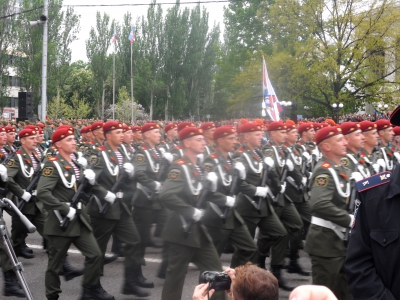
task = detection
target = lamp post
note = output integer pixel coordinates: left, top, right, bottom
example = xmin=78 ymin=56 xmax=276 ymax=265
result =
xmin=281 ymin=101 xmax=292 ymax=120
xmin=332 ymin=103 xmax=344 ymax=123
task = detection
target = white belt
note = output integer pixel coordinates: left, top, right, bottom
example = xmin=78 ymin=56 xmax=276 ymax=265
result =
xmin=311 ymin=216 xmax=346 ymax=239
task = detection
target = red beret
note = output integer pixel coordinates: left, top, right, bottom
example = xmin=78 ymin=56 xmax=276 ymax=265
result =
xmin=80 ymin=126 xmax=87 ymax=134
xmin=0 ymin=127 xmax=5 ymax=133
xmin=315 ymin=126 xmax=343 ymax=145
xmin=375 ymin=119 xmax=392 ymax=131
xmin=320 ymin=122 xmax=329 ymax=128
xmin=86 ymin=126 xmax=92 ymax=132
xmin=122 ymin=124 xmax=132 ymax=132
xmin=39 ymin=129 xmax=44 ymax=134
xmin=253 ymin=119 xmax=264 ymax=126
xmin=239 ymin=118 xmax=248 ymax=124
xmin=285 ymin=120 xmax=296 ymax=131
xmin=340 ymin=122 xmax=361 ymax=135
xmin=359 ymin=121 xmax=377 ymax=132
xmin=18 ymin=128 xmax=38 ymax=139
xmin=393 ymin=126 xmax=400 ymax=136
xmin=200 ymin=122 xmax=215 ymax=131
xmin=5 ymin=126 xmax=15 ymax=133
xmin=238 ymin=123 xmax=263 ymax=133
xmin=178 ymin=127 xmax=203 ymax=141
xmin=91 ymin=121 xmax=104 ymax=131
xmin=213 ymin=126 xmax=236 ymax=140
xmin=164 ymin=123 xmax=177 ymax=133
xmin=267 ymin=122 xmax=287 ymax=132
xmin=25 ymin=125 xmax=39 ymax=131
xmin=177 ymin=122 xmax=196 ymax=132
xmin=313 ymin=123 xmax=322 ymax=131
xmin=141 ymin=123 xmax=160 ymax=133
xmin=390 ymin=106 xmax=400 ymax=126
xmin=103 ymin=121 xmax=122 ymax=132
xmin=37 ymin=122 xmax=45 ymax=128
xmin=325 ymin=119 xmax=336 ymax=126
xmin=298 ymin=123 xmax=314 ymax=134
xmin=52 ymin=127 xmax=75 ymax=143
xmin=58 ymin=125 xmax=73 ymax=131
xmin=131 ymin=126 xmax=141 ymax=132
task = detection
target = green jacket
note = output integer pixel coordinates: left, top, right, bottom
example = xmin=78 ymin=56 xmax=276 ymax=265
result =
xmin=7 ymin=148 xmax=43 ymax=215
xmin=340 ymin=149 xmax=371 ymax=178
xmin=282 ymin=143 xmax=305 ymax=203
xmin=36 ymin=154 xmax=93 ymax=237
xmin=202 ymin=150 xmax=245 ymax=230
xmin=160 ymin=156 xmax=213 ymax=248
xmin=304 ymin=157 xmax=352 ymax=257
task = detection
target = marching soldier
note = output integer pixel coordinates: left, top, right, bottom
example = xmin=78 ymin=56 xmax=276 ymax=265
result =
xmin=132 ymin=125 xmax=143 ymax=151
xmin=305 ymin=126 xmax=354 ymax=300
xmin=376 ymin=119 xmax=395 ymax=171
xmin=121 ymin=125 xmax=135 ymax=160
xmin=160 ymin=126 xmax=224 ymax=300
xmin=359 ymin=121 xmax=385 ymax=174
xmin=202 ymin=125 xmax=258 ymax=267
xmin=36 ymin=127 xmax=114 ymax=300
xmin=200 ymin=122 xmax=216 ymax=156
xmin=170 ymin=122 xmax=196 ymax=161
xmin=158 ymin=123 xmax=178 ymax=153
xmin=87 ymin=121 xmax=150 ymax=298
xmin=4 ymin=126 xmax=16 ymax=153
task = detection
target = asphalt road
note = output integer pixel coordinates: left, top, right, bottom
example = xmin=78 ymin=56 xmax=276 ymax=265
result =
xmin=1 ymin=212 xmax=312 ymax=300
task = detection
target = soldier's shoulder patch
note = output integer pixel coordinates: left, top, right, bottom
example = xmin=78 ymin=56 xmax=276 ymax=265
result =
xmin=176 ymin=145 xmax=183 ymax=150
xmin=264 ymin=148 xmax=273 ymax=157
xmin=167 ymin=169 xmax=181 ymax=180
xmin=97 ymin=145 xmax=106 ymax=151
xmin=89 ymin=155 xmax=98 ymax=165
xmin=6 ymin=159 xmax=14 ymax=167
xmin=176 ymin=158 xmax=186 ymax=165
xmin=210 ymin=153 xmax=218 ymax=159
xmin=136 ymin=153 xmax=146 ymax=163
xmin=322 ymin=162 xmax=331 ymax=168
xmin=141 ymin=144 xmax=148 ymax=150
xmin=236 ymin=146 xmax=244 ymax=153
xmin=16 ymin=150 xmax=22 ymax=154
xmin=42 ymin=166 xmax=54 ymax=177
xmin=315 ymin=174 xmax=329 ymax=186
xmin=341 ymin=157 xmax=349 ymax=167
xmin=203 ymin=162 xmax=214 ymax=173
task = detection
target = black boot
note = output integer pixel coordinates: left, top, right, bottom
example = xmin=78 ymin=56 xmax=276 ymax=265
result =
xmin=157 ymin=259 xmax=168 ymax=279
xmin=103 ymin=253 xmax=119 ymax=265
xmin=257 ymin=255 xmax=267 ymax=269
xmin=122 ymin=267 xmax=151 ymax=297
xmin=133 ymin=266 xmax=154 ymax=288
xmin=17 ymin=246 xmax=34 ymax=259
xmin=80 ymin=282 xmax=114 ymax=300
xmin=59 ymin=258 xmax=84 ymax=281
xmin=222 ymin=243 xmax=235 ymax=254
xmin=271 ymin=265 xmax=295 ymax=292
xmin=3 ymin=270 xmax=25 ymax=298
xmin=287 ymin=251 xmax=310 ymax=276
xmin=22 ymin=243 xmax=33 ymax=254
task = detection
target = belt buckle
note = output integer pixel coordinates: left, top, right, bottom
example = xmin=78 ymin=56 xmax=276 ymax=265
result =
xmin=116 ymin=192 xmax=123 ymax=199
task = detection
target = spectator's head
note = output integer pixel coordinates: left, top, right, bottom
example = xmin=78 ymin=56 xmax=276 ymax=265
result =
xmin=230 ymin=264 xmax=279 ymax=300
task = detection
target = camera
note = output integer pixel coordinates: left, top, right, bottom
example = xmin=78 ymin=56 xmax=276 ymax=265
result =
xmin=200 ymin=271 xmax=231 ymax=291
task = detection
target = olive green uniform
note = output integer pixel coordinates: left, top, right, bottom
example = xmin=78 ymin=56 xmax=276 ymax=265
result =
xmin=36 ymin=154 xmax=102 ymax=298
xmin=202 ymin=150 xmax=258 ymax=267
xmin=160 ymin=156 xmax=224 ymax=300
xmin=305 ymin=157 xmax=353 ymax=300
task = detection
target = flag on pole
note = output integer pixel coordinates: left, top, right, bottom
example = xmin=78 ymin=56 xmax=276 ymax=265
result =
xmin=110 ymin=27 xmax=118 ymax=43
xmin=262 ymin=58 xmax=282 ymax=121
xmin=128 ymin=26 xmax=136 ymax=44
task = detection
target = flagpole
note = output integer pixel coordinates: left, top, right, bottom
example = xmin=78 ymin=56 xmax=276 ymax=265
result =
xmin=130 ymin=40 xmax=134 ymax=123
xmin=112 ymin=41 xmax=116 ymax=120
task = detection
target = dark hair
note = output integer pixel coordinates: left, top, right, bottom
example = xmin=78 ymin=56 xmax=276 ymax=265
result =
xmin=233 ymin=263 xmax=279 ymax=300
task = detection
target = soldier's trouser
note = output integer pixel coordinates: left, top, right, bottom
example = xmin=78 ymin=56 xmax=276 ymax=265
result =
xmin=310 ymin=255 xmax=353 ymax=300
xmin=206 ymin=222 xmax=258 ymax=268
xmin=242 ymin=212 xmax=288 ymax=266
xmin=45 ymin=225 xmax=102 ymax=298
xmin=91 ymin=216 xmax=141 ymax=275
xmin=273 ymin=203 xmax=303 ymax=251
xmin=0 ymin=218 xmax=12 ymax=272
xmin=12 ymin=211 xmax=45 ymax=253
xmin=162 ymin=232 xmax=225 ymax=300
xmin=294 ymin=200 xmax=311 ymax=236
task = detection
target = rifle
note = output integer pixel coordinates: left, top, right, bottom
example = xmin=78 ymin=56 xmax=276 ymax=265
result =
xmin=99 ymin=167 xmax=128 ymax=216
xmin=343 ymin=151 xmax=360 ymax=245
xmin=2 ymin=147 xmax=19 ymax=166
xmin=17 ymin=161 xmax=42 ymax=211
xmin=273 ymin=148 xmax=289 ymax=203
xmin=370 ymin=145 xmax=381 ymax=174
xmin=254 ymin=149 xmax=270 ymax=214
xmin=221 ymin=168 xmax=239 ymax=223
xmin=60 ymin=152 xmax=100 ymax=231
xmin=300 ymin=153 xmax=310 ymax=193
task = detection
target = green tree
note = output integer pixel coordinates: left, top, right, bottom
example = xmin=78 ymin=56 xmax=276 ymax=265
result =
xmin=47 ymin=89 xmax=70 ymax=119
xmin=67 ymin=91 xmax=91 ymax=119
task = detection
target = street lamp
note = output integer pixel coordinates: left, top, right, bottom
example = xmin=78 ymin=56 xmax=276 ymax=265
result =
xmin=375 ymin=103 xmax=389 ymax=115
xmin=332 ymin=103 xmax=344 ymax=123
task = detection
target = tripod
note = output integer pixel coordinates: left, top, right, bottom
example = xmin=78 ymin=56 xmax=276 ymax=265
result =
xmin=0 ymin=198 xmax=36 ymax=300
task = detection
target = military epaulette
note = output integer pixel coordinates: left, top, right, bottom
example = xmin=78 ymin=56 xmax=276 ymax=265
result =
xmin=297 ymin=141 xmax=303 ymax=145
xmin=97 ymin=145 xmax=106 ymax=151
xmin=141 ymin=144 xmax=148 ymax=150
xmin=176 ymin=158 xmax=186 ymax=165
xmin=210 ymin=153 xmax=219 ymax=159
xmin=48 ymin=156 xmax=58 ymax=161
xmin=360 ymin=151 xmax=366 ymax=157
xmin=90 ymin=140 xmax=95 ymax=145
xmin=321 ymin=162 xmax=331 ymax=168
xmin=175 ymin=145 xmax=182 ymax=150
xmin=356 ymin=171 xmax=391 ymax=192
xmin=16 ymin=150 xmax=22 ymax=154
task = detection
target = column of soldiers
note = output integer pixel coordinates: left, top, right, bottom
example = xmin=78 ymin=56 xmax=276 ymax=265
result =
xmin=0 ymin=117 xmax=398 ymax=300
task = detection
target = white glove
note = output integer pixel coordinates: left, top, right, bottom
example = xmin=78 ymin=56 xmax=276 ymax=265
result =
xmin=225 ymin=196 xmax=235 ymax=207
xmin=280 ymin=182 xmax=286 ymax=194
xmin=394 ymin=152 xmax=400 ymax=162
xmin=162 ymin=152 xmax=173 ymax=164
xmin=372 ymin=163 xmax=380 ymax=174
xmin=255 ymin=186 xmax=269 ymax=198
xmin=66 ymin=207 xmax=76 ymax=221
xmin=351 ymin=172 xmax=363 ymax=182
xmin=207 ymin=172 xmax=218 ymax=192
xmin=349 ymin=214 xmax=355 ymax=227
xmin=264 ymin=157 xmax=274 ymax=168
xmin=21 ymin=191 xmax=32 ymax=202
xmin=286 ymin=159 xmax=294 ymax=171
xmin=301 ymin=177 xmax=307 ymax=186
xmin=377 ymin=158 xmax=386 ymax=170
xmin=78 ymin=151 xmax=83 ymax=158
xmin=308 ymin=172 xmax=313 ymax=180
xmin=234 ymin=162 xmax=246 ymax=180
xmin=0 ymin=164 xmax=7 ymax=182
xmin=192 ymin=208 xmax=204 ymax=222
xmin=154 ymin=181 xmax=161 ymax=193
xmin=197 ymin=153 xmax=204 ymax=164
xmin=311 ymin=148 xmax=320 ymax=160
xmin=77 ymin=156 xmax=88 ymax=168
xmin=83 ymin=169 xmax=96 ymax=185
xmin=104 ymin=191 xmax=116 ymax=204
xmin=302 ymin=152 xmax=311 ymax=164
xmin=123 ymin=163 xmax=135 ymax=178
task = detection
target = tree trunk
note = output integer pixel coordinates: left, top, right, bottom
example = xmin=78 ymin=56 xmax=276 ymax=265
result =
xmin=165 ymin=85 xmax=169 ymax=121
xmin=150 ymin=86 xmax=154 ymax=120
xmin=101 ymin=80 xmax=105 ymax=120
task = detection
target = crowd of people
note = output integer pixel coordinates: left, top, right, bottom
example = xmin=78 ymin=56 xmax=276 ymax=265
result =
xmin=0 ymin=111 xmax=399 ymax=300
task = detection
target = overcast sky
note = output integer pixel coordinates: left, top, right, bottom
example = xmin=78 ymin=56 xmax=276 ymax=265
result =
xmin=64 ymin=0 xmax=228 ymax=62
